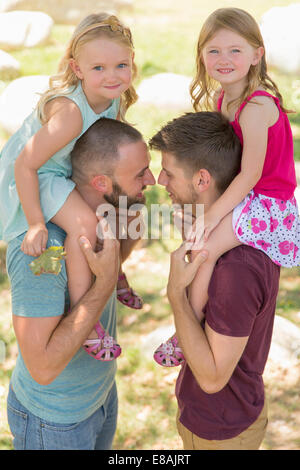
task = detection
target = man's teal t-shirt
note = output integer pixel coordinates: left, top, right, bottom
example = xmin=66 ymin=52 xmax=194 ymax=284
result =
xmin=6 ymin=223 xmax=117 ymax=424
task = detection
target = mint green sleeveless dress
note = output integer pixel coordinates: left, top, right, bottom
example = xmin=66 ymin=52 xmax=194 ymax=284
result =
xmin=0 ymin=82 xmax=120 ymax=242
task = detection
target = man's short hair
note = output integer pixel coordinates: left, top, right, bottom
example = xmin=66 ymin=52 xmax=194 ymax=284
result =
xmin=71 ymin=117 xmax=143 ymax=183
xmin=149 ymin=112 xmax=241 ymax=193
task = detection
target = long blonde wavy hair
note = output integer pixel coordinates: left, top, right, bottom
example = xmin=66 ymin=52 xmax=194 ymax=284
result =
xmin=37 ymin=12 xmax=138 ymax=123
xmin=190 ymin=8 xmax=288 ymax=113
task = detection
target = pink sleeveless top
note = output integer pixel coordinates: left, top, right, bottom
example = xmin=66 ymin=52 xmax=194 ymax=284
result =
xmin=217 ymin=90 xmax=297 ymax=200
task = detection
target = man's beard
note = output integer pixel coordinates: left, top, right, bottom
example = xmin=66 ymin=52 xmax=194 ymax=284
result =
xmin=171 ymin=183 xmax=198 ymax=207
xmin=104 ymin=182 xmax=146 ymax=208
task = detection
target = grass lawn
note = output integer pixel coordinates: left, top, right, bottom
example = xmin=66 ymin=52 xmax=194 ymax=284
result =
xmin=0 ymin=0 xmax=300 ymax=450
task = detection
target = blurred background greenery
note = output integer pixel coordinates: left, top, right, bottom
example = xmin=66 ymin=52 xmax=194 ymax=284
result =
xmin=0 ymin=0 xmax=299 ymax=450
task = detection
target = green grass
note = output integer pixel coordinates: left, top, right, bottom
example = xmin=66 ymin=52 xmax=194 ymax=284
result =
xmin=0 ymin=0 xmax=300 ymax=451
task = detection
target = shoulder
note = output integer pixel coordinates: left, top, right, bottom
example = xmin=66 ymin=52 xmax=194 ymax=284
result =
xmin=44 ymin=95 xmax=82 ymax=118
xmin=214 ymin=245 xmax=280 ymax=289
xmin=43 ymin=96 xmax=82 ymax=127
xmin=247 ymin=93 xmax=278 ymax=113
xmin=218 ymin=243 xmax=270 ymax=266
xmin=240 ymin=91 xmax=279 ymax=128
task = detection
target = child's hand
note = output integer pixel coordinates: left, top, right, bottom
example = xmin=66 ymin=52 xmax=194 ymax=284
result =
xmin=21 ymin=223 xmax=48 ymax=257
xmin=187 ymin=210 xmax=221 ymax=248
xmin=172 ymin=207 xmax=195 ymax=241
xmin=202 ymin=210 xmax=221 ymax=241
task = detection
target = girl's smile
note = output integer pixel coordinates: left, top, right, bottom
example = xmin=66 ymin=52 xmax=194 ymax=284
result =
xmin=217 ymin=68 xmax=234 ymax=74
xmin=202 ymin=28 xmax=263 ymax=87
xmin=70 ymin=37 xmax=134 ymax=113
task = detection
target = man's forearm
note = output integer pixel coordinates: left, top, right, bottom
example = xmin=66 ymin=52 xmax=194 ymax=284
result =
xmin=40 ymin=277 xmax=115 ymax=384
xmin=169 ymin=289 xmax=219 ymax=393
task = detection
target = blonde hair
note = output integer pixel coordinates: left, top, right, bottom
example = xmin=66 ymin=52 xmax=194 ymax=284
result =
xmin=37 ymin=13 xmax=138 ymax=122
xmin=190 ymin=8 xmax=288 ymax=113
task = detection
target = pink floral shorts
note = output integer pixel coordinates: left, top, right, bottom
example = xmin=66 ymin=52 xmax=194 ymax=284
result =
xmin=233 ymin=190 xmax=300 ymax=267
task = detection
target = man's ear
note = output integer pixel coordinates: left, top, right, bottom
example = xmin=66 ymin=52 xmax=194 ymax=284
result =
xmin=69 ymin=58 xmax=84 ymax=79
xmin=192 ymin=169 xmax=211 ymax=193
xmin=91 ymin=175 xmax=112 ymax=193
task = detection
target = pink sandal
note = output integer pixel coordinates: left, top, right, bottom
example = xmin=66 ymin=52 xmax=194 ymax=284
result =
xmin=117 ymin=274 xmax=143 ymax=310
xmin=154 ymin=334 xmax=185 ymax=367
xmin=83 ymin=321 xmax=121 ymax=361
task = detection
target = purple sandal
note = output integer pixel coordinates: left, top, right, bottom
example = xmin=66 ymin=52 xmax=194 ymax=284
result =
xmin=83 ymin=321 xmax=121 ymax=361
xmin=154 ymin=334 xmax=185 ymax=367
xmin=117 ymin=273 xmax=143 ymax=310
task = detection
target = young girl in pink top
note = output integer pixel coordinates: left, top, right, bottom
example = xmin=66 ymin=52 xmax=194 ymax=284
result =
xmin=154 ymin=7 xmax=300 ymax=367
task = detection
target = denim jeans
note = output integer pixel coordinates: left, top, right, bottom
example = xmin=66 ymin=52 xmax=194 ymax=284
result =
xmin=7 ymin=382 xmax=118 ymax=450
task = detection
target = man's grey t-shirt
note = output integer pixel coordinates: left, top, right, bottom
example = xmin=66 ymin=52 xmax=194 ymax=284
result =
xmin=7 ymin=223 xmax=117 ymax=424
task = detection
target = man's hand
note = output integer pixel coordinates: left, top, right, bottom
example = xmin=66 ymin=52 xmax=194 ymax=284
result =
xmin=167 ymin=242 xmax=208 ymax=298
xmin=79 ymin=217 xmax=120 ymax=286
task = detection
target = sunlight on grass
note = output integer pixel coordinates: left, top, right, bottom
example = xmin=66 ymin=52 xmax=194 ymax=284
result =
xmin=115 ymin=357 xmax=181 ymax=449
xmin=277 ymin=267 xmax=300 ymax=327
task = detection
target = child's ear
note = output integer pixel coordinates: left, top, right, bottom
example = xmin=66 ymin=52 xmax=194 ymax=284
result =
xmin=252 ymin=46 xmax=264 ymax=65
xmin=69 ymin=58 xmax=84 ymax=79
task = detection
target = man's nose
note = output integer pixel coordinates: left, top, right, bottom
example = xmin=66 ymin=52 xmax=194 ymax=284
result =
xmin=158 ymin=170 xmax=167 ymax=186
xmin=144 ymin=169 xmax=156 ymax=186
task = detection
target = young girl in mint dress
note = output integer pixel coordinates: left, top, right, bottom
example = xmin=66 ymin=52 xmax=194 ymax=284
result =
xmin=0 ymin=13 xmax=141 ymax=361
xmin=155 ymin=7 xmax=300 ymax=367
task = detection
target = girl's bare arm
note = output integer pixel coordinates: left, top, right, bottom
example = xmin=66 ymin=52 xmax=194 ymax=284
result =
xmin=204 ymin=95 xmax=277 ymax=239
xmin=14 ymin=98 xmax=83 ymax=255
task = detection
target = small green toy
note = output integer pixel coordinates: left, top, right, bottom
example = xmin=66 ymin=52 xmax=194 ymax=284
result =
xmin=29 ymin=246 xmax=66 ymax=276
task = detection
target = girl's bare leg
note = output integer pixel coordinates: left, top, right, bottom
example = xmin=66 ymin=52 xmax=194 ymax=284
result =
xmin=188 ymin=212 xmax=241 ymax=321
xmin=116 ymin=211 xmax=143 ymax=308
xmin=118 ymin=237 xmax=140 ymax=286
xmin=51 ymin=189 xmax=99 ymax=340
